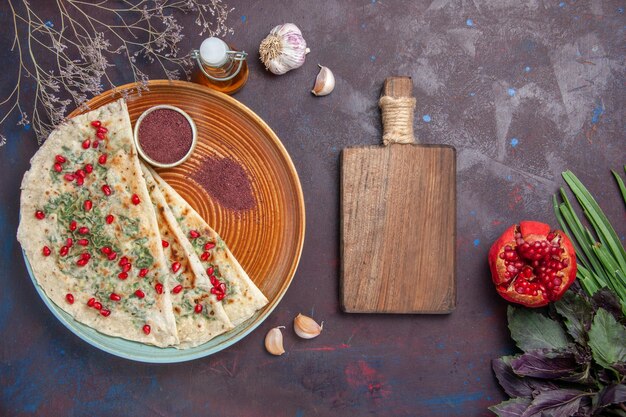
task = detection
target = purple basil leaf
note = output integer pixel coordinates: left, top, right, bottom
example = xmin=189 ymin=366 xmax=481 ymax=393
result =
xmin=489 ymin=398 xmax=532 ymax=417
xmin=573 ymin=402 xmax=592 ymax=417
xmin=508 ymin=306 xmax=570 ymax=352
xmin=493 ymin=356 xmax=557 ymax=399
xmin=596 ymin=368 xmax=616 ymax=385
xmin=558 ymin=365 xmax=593 ymax=385
xmin=511 ymin=348 xmax=577 ymax=379
xmin=594 ymin=384 xmax=626 ymax=411
xmin=511 ymin=348 xmax=593 ymax=383
xmin=572 ymin=344 xmax=593 ymax=366
xmin=591 ymin=290 xmax=626 ymax=324
xmin=494 ymin=356 xmax=534 ymax=398
xmin=554 ymin=291 xmax=594 ymax=344
xmin=612 ymin=362 xmax=626 ymax=375
xmin=521 ymin=389 xmax=589 ymax=417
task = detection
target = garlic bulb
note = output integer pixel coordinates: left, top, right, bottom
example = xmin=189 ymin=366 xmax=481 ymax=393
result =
xmin=265 ymin=326 xmax=286 ymax=355
xmin=293 ymin=313 xmax=323 ymax=339
xmin=312 ymin=65 xmax=335 ymax=96
xmin=259 ymin=23 xmax=310 ymax=75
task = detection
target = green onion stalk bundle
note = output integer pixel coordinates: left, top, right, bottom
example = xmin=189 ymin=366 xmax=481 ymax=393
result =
xmin=553 ymin=168 xmax=626 ymax=314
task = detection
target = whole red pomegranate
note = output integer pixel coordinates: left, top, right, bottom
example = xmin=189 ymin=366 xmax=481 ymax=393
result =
xmin=488 ymin=221 xmax=577 ymax=307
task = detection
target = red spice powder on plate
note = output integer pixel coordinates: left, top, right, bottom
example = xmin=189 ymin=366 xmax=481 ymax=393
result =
xmin=138 ymin=109 xmax=193 ymax=164
xmin=191 ymin=156 xmax=256 ymax=212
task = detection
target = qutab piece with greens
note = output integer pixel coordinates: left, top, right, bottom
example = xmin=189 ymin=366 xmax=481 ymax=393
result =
xmin=143 ymin=165 xmax=268 ymax=327
xmin=141 ymin=163 xmax=234 ymax=349
xmin=18 ymin=100 xmax=179 ymax=347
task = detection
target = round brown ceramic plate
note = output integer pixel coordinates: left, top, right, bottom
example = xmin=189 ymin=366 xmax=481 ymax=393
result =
xmin=64 ymin=80 xmax=305 ymax=361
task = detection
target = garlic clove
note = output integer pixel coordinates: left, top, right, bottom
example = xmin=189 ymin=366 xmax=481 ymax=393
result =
xmin=293 ymin=313 xmax=323 ymax=339
xmin=311 ymin=65 xmax=335 ymax=96
xmin=265 ymin=326 xmax=286 ymax=355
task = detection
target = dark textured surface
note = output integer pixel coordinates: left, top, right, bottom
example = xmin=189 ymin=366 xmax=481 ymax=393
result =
xmin=1 ymin=1 xmax=624 ymax=416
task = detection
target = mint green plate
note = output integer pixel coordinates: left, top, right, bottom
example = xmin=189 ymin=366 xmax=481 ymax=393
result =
xmin=21 ymin=82 xmax=305 ymax=362
xmin=23 ymin=251 xmax=277 ymax=363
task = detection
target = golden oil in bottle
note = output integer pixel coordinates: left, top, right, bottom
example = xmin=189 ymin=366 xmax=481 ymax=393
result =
xmin=191 ymin=37 xmax=248 ymax=95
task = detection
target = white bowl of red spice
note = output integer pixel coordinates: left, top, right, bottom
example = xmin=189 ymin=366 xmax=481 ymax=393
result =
xmin=133 ymin=105 xmax=197 ymax=168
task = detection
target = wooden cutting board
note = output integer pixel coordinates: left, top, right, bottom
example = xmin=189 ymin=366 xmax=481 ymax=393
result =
xmin=340 ymin=77 xmax=456 ymax=314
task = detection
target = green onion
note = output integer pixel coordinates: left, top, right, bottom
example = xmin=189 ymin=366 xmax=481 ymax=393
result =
xmin=612 ymin=167 xmax=626 ymax=205
xmin=554 ymin=168 xmax=626 ymax=314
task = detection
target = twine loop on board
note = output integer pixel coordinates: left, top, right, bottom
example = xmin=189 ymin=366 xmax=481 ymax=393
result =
xmin=379 ymin=96 xmax=416 ymax=145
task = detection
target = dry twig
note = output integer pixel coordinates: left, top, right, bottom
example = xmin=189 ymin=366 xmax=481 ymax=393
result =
xmin=2 ymin=0 xmax=234 ymax=146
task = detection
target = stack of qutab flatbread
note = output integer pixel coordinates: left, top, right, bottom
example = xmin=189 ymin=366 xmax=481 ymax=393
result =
xmin=142 ymin=165 xmax=268 ymax=327
xmin=17 ymin=99 xmax=267 ymax=348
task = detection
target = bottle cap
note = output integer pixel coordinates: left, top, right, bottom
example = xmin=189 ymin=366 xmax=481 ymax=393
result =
xmin=199 ymin=37 xmax=229 ymax=67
